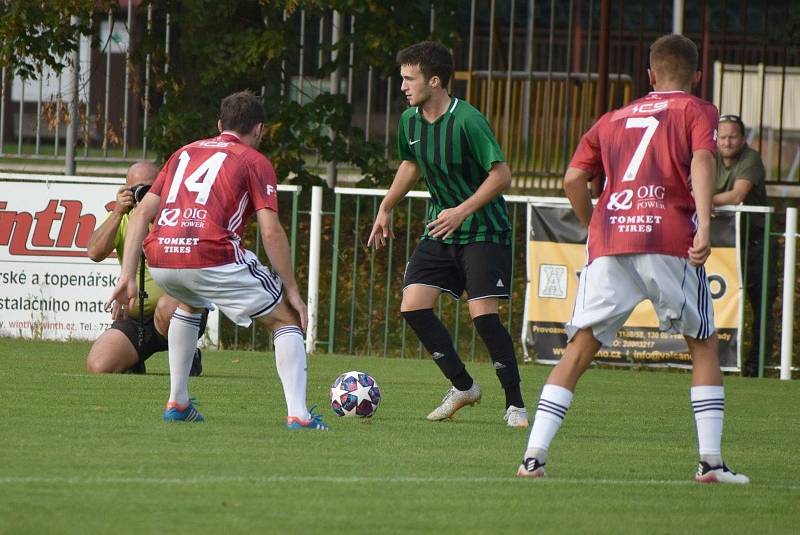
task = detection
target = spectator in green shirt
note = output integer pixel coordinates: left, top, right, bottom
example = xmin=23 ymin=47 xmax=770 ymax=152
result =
xmin=713 ymin=115 xmax=776 ymax=377
xmin=85 ymin=161 xmax=205 ymax=375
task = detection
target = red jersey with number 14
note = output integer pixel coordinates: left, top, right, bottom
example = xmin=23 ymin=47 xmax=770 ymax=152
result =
xmin=143 ymin=132 xmax=278 ymax=268
xmin=569 ymin=91 xmax=718 ymax=263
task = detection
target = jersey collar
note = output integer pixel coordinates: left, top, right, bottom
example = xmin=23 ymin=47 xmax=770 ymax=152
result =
xmin=219 ymin=131 xmax=242 ymax=142
xmin=416 ymin=96 xmax=459 ymax=124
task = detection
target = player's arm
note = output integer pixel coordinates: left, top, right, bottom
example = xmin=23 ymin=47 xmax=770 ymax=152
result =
xmin=368 ymin=160 xmax=421 ymax=249
xmin=87 ymin=186 xmax=134 ymax=262
xmin=689 ymin=149 xmax=716 ymax=266
xmin=256 ymin=207 xmax=308 ymax=331
xmin=563 ymin=167 xmax=595 ymax=227
xmin=105 ymin=191 xmax=160 ymax=319
xmin=426 ymin=162 xmax=512 ymax=239
xmin=713 ymin=178 xmax=753 ymax=206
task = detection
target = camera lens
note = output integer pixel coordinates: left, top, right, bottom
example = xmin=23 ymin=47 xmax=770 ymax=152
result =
xmin=131 ymin=184 xmax=151 ymax=203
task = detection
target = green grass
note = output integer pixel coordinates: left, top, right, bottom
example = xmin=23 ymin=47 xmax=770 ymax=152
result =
xmin=1 ymin=338 xmax=798 ymax=534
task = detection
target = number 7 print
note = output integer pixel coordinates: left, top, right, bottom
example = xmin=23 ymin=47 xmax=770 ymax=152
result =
xmin=622 ymin=116 xmax=659 ymax=182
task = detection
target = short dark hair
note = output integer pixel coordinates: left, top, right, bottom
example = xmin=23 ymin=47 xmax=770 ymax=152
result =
xmin=396 ymin=41 xmax=454 ymax=86
xmin=649 ymin=34 xmax=698 ymax=84
xmin=219 ymin=90 xmax=265 ymax=134
xmin=719 ymin=114 xmax=746 ymax=136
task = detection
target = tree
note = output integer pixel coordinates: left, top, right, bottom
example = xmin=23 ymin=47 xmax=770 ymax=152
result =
xmin=0 ymin=1 xmax=113 ymax=79
xmin=138 ymin=0 xmax=463 ymax=186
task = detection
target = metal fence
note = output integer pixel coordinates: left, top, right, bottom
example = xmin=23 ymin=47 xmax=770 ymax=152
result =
xmin=1 ymin=1 xmax=798 ymax=190
xmin=220 ymin=186 xmax=798 ymax=379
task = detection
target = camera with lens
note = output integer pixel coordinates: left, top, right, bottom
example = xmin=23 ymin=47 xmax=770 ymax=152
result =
xmin=130 ymin=183 xmax=151 ymax=204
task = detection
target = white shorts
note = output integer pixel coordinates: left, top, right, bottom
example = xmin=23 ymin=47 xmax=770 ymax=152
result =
xmin=565 ymin=254 xmax=714 ymax=347
xmin=149 ymin=249 xmax=283 ymax=327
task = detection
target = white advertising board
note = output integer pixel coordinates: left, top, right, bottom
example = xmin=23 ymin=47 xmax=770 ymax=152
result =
xmin=0 ymin=174 xmax=219 ymax=346
xmin=0 ymin=176 xmax=121 ymax=340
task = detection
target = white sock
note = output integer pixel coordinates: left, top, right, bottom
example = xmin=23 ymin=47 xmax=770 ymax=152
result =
xmin=691 ymin=385 xmax=724 ymax=466
xmin=274 ymin=326 xmax=310 ymax=420
xmin=525 ymin=384 xmax=574 ymax=463
xmin=167 ymin=310 xmax=202 ymax=406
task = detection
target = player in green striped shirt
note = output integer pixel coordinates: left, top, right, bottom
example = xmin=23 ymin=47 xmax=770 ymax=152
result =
xmin=368 ymin=41 xmax=527 ymax=427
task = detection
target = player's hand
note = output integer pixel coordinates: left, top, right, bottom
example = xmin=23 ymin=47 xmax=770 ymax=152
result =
xmin=427 ymin=206 xmax=467 ymax=239
xmin=105 ymin=277 xmax=138 ymax=320
xmin=114 ymin=186 xmax=135 ymax=214
xmin=689 ymin=226 xmax=711 ymax=266
xmin=284 ymin=287 xmax=308 ymax=331
xmin=367 ymin=209 xmax=394 ymax=250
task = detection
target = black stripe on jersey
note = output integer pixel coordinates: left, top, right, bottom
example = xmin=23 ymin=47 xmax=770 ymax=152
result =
xmin=430 ymin=119 xmax=463 ymax=210
xmin=458 ymin=129 xmax=495 ymax=243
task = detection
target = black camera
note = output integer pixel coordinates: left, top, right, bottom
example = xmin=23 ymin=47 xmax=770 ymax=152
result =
xmin=130 ymin=183 xmax=151 ymax=203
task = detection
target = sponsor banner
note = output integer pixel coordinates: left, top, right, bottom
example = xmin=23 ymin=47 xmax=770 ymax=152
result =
xmin=0 ymin=175 xmax=220 ymax=345
xmin=523 ymin=203 xmax=740 ymax=369
xmin=1 ymin=179 xmax=120 ymax=340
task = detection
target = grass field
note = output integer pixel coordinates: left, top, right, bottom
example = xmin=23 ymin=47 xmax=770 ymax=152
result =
xmin=1 ymin=338 xmax=798 ymax=534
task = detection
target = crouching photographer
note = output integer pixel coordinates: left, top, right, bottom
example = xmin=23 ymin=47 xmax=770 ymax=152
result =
xmin=86 ymin=161 xmax=206 ymax=375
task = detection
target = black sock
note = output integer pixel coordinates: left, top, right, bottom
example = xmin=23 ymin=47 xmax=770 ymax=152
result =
xmin=402 ymin=309 xmax=473 ymax=391
xmin=473 ymin=313 xmax=524 ymax=408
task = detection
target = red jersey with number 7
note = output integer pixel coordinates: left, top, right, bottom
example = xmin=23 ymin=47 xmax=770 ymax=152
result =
xmin=569 ymin=91 xmax=719 ymax=263
xmin=143 ymin=132 xmax=279 ymax=268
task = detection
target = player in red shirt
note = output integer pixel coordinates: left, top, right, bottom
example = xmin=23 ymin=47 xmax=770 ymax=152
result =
xmin=106 ymin=91 xmax=328 ymax=430
xmin=517 ymin=35 xmax=747 ymax=483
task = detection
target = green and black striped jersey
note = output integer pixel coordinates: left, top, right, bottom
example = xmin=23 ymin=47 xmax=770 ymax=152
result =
xmin=397 ymin=96 xmax=512 ymax=245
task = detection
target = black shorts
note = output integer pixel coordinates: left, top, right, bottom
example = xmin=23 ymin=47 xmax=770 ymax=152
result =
xmin=403 ymin=239 xmax=512 ymax=300
xmin=111 ymin=310 xmax=209 ymax=363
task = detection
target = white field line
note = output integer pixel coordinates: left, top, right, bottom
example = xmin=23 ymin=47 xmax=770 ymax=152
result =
xmin=0 ymin=475 xmax=797 ymax=491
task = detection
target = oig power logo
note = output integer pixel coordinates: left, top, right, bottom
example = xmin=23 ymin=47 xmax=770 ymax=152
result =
xmin=606 ymin=190 xmax=633 ymax=211
xmin=606 ymin=185 xmax=666 ymax=212
xmin=157 ymin=207 xmax=207 ymax=228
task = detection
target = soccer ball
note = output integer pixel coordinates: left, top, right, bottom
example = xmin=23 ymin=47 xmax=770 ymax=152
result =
xmin=330 ymin=371 xmax=381 ymax=418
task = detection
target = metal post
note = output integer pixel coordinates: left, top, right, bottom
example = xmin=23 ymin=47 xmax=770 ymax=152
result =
xmin=325 ymin=10 xmax=342 ymax=188
xmin=502 ymin=0 xmax=516 ymax=150
xmin=17 ymin=80 xmax=24 ymax=155
xmin=65 ymin=15 xmax=80 ymax=176
xmin=757 ymin=212 xmax=771 ymax=378
xmin=103 ymin=10 xmax=112 ymax=156
xmin=143 ymin=4 xmax=152 ymax=158
xmin=466 ymin=0 xmax=476 ymax=102
xmin=298 ymin=9 xmax=306 ymax=105
xmin=595 ymin=0 xmax=610 ymax=120
xmin=672 ymin=0 xmax=684 ymax=34
xmin=35 ymin=72 xmax=42 ymax=155
xmin=780 ymin=208 xmax=797 ymax=380
xmin=122 ymin=0 xmax=133 ymax=158
xmin=383 ymin=76 xmax=392 ymax=158
xmin=306 ymin=186 xmax=323 ymax=353
xmin=54 ymin=73 xmax=61 ymax=156
xmin=0 ymin=67 xmax=5 ymax=154
xmin=486 ymin=0 xmax=496 ymax=118
xmin=328 ymin=193 xmax=342 ymax=354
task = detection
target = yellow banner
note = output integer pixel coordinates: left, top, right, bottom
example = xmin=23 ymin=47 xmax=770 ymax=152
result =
xmin=527 ymin=242 xmax=740 ymax=329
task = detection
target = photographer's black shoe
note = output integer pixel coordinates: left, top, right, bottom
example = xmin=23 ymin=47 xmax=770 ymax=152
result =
xmin=189 ymin=349 xmax=203 ymax=377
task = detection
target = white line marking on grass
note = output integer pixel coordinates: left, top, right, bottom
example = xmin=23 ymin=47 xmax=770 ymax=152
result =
xmin=0 ymin=475 xmax=797 ymax=491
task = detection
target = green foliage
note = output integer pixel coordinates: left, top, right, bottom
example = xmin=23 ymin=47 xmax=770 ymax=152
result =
xmin=140 ymin=0 xmax=461 ymax=185
xmin=262 ymin=93 xmax=391 ymax=186
xmin=0 ymin=0 xmax=113 ymax=79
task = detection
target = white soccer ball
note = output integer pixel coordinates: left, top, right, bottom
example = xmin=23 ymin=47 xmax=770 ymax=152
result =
xmin=330 ymin=370 xmax=381 ymax=418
